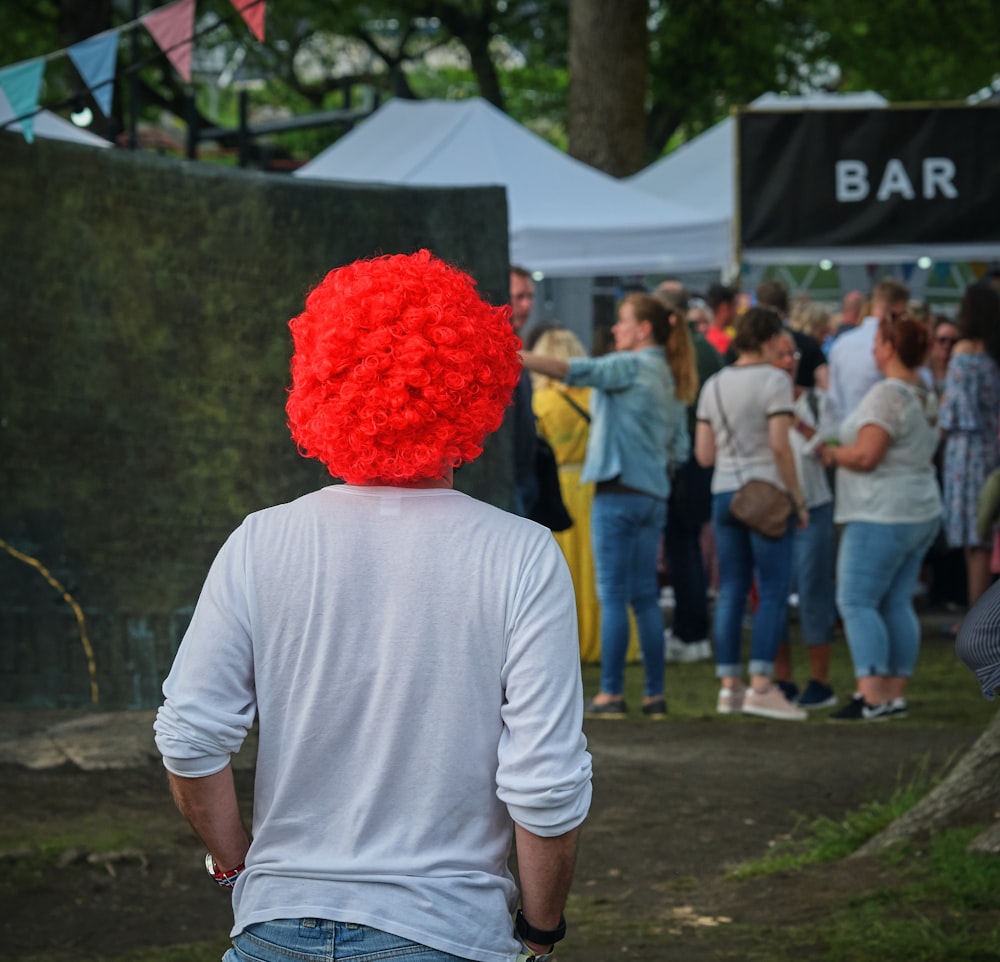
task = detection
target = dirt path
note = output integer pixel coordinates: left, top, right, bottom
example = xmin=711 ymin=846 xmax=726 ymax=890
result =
xmin=0 ymin=712 xmax=982 ymax=961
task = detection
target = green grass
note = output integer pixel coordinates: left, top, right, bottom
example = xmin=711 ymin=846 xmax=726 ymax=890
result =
xmin=725 ymin=758 xmax=1000 ymax=961
xmin=803 ymin=830 xmax=1000 ymax=962
xmin=731 ymin=754 xmax=944 ymax=876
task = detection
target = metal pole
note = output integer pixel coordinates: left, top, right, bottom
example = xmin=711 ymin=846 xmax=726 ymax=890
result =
xmin=238 ymin=88 xmax=248 ymax=168
xmin=129 ymin=0 xmax=140 ymax=150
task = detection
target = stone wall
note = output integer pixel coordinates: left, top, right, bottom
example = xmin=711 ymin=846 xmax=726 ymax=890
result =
xmin=0 ymin=135 xmax=513 ymax=708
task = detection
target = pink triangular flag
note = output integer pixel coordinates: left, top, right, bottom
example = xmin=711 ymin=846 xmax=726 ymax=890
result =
xmin=0 ymin=58 xmax=45 ymax=143
xmin=143 ymin=0 xmax=195 ymax=83
xmin=229 ymin=0 xmax=265 ymax=40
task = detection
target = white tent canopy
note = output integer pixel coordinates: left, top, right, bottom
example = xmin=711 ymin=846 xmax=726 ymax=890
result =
xmin=0 ymin=90 xmax=111 ymax=148
xmin=293 ymin=97 xmax=730 ymax=277
xmin=626 ymin=92 xmax=889 ymax=270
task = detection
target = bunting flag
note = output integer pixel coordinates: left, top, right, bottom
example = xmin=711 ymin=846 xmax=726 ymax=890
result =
xmin=67 ymin=32 xmax=120 ymax=118
xmin=143 ymin=0 xmax=196 ymax=83
xmin=229 ymin=0 xmax=265 ymax=41
xmin=0 ymin=58 xmax=45 ymax=142
xmin=1 ymin=0 xmax=268 ymax=143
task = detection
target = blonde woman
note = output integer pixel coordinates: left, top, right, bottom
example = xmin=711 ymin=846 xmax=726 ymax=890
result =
xmin=532 ymin=328 xmax=609 ymax=663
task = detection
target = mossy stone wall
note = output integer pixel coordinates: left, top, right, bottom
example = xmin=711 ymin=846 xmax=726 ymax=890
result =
xmin=0 ymin=135 xmax=513 ymax=708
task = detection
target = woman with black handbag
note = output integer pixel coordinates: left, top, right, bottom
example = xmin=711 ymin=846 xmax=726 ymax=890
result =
xmin=695 ymin=307 xmax=810 ymax=721
xmin=522 ymin=294 xmax=689 ymax=719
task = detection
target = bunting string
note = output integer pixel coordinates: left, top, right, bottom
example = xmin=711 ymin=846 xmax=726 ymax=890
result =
xmin=0 ymin=0 xmax=266 ymax=142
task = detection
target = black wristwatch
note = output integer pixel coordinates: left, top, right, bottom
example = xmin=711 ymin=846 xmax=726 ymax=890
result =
xmin=514 ymin=908 xmax=567 ymax=946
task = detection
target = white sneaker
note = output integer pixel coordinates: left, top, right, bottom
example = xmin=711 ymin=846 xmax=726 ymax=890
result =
xmin=742 ymin=684 xmax=808 ymax=721
xmin=666 ymin=637 xmax=712 ymax=663
xmin=716 ymin=683 xmax=745 ymax=714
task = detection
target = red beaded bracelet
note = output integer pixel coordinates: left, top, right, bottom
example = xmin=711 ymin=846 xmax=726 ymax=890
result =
xmin=205 ymin=852 xmax=246 ymax=887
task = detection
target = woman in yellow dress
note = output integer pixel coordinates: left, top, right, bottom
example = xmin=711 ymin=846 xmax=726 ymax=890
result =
xmin=531 ymin=327 xmax=639 ymax=663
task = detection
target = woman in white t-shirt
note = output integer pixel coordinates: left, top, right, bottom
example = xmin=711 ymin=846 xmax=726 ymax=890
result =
xmin=819 ymin=313 xmax=942 ymax=722
xmin=696 ymin=308 xmax=809 ymax=721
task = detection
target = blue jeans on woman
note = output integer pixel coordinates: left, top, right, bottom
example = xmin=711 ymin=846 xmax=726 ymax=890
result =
xmin=592 ymin=491 xmax=667 ymax=698
xmin=712 ymin=490 xmax=796 ymax=678
xmin=225 ymin=918 xmax=469 ymax=961
xmin=836 ymin=518 xmax=941 ymax=678
xmin=792 ymin=500 xmax=836 ymax=646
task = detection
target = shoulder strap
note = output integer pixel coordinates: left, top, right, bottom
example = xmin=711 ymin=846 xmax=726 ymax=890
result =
xmin=559 ymin=389 xmax=591 ymax=423
xmin=806 ymin=388 xmax=819 ymax=424
xmin=713 ymin=374 xmax=746 ymax=486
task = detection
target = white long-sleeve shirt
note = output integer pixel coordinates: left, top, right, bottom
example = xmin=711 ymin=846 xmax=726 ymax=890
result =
xmin=154 ymin=485 xmax=592 ymax=962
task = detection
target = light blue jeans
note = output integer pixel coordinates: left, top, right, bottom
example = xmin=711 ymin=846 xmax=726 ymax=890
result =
xmin=712 ymin=490 xmax=796 ymax=678
xmin=836 ymin=518 xmax=941 ymax=678
xmin=224 ymin=918 xmax=470 ymax=961
xmin=591 ymin=491 xmax=667 ymax=698
xmin=792 ymin=501 xmax=836 ymax=646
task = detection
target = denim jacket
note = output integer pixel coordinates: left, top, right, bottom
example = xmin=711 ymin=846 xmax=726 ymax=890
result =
xmin=566 ymin=347 xmax=689 ymax=499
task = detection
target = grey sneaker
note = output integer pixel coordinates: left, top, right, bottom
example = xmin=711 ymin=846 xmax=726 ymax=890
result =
xmin=584 ymin=697 xmax=627 ymax=719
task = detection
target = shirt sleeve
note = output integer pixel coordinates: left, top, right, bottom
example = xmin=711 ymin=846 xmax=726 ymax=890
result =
xmin=765 ymin=370 xmax=795 ymax=417
xmin=496 ymin=534 xmax=593 ymax=836
xmin=565 ymin=353 xmax=638 ymax=392
xmin=153 ymin=525 xmax=258 ymax=777
xmin=854 ymin=382 xmax=906 ymax=439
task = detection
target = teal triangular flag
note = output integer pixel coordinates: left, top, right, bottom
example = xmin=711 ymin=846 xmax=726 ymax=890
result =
xmin=67 ymin=31 xmax=119 ymax=119
xmin=0 ymin=58 xmax=45 ymax=143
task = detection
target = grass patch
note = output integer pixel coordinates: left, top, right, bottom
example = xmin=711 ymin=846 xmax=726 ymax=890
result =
xmin=731 ymin=755 xmax=944 ymax=877
xmin=817 ymin=831 xmax=1000 ymax=962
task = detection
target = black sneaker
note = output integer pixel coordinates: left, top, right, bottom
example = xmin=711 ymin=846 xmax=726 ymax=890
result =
xmin=775 ymin=679 xmax=800 ymax=702
xmin=797 ymin=679 xmax=838 ymax=710
xmin=641 ymin=697 xmax=667 ymax=719
xmin=887 ymin=697 xmax=908 ymax=719
xmin=828 ymin=693 xmax=892 ymax=723
xmin=584 ymin=697 xmax=627 ymax=719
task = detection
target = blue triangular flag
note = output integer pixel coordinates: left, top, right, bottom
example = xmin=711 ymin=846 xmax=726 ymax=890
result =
xmin=67 ymin=31 xmax=119 ymax=118
xmin=0 ymin=58 xmax=45 ymax=143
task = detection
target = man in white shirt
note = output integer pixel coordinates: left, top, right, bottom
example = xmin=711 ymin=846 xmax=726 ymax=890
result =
xmin=828 ymin=278 xmax=910 ymax=419
xmin=154 ymin=250 xmax=592 ymax=962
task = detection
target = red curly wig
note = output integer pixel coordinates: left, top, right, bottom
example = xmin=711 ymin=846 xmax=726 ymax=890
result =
xmin=287 ymin=249 xmax=521 ymax=484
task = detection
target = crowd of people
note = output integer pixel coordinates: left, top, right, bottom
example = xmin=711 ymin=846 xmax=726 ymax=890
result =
xmin=517 ymin=267 xmax=1000 ymax=723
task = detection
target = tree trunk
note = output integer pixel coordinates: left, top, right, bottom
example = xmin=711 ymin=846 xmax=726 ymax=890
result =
xmin=567 ymin=0 xmax=648 ymax=176
xmin=853 ymin=708 xmax=1000 ymax=857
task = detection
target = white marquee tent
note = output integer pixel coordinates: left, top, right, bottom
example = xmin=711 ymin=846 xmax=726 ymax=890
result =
xmin=293 ymin=97 xmax=730 ymax=277
xmin=0 ymin=90 xmax=111 ymax=148
xmin=626 ymin=91 xmax=889 ymax=273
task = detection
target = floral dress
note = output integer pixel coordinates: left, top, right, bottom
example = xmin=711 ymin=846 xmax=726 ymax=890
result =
xmin=939 ymin=352 xmax=1000 ymax=547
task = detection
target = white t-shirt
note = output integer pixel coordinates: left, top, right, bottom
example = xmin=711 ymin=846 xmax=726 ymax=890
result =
xmin=834 ymin=379 xmax=943 ymax=524
xmin=696 ymin=364 xmax=795 ymax=494
xmin=154 ymin=485 xmax=592 ymax=962
xmin=792 ymin=388 xmax=838 ymax=508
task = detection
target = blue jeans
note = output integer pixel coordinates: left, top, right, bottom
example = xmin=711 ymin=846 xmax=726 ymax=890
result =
xmin=224 ymin=919 xmax=469 ymax=961
xmin=712 ymin=491 xmax=796 ymax=678
xmin=592 ymin=491 xmax=667 ymax=697
xmin=793 ymin=501 xmax=836 ymax=646
xmin=836 ymin=518 xmax=941 ymax=678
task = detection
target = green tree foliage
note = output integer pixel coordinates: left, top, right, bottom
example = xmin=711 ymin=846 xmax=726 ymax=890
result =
xmin=2 ymin=1 xmax=999 ymax=163
xmin=808 ymin=0 xmax=1000 ymax=102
